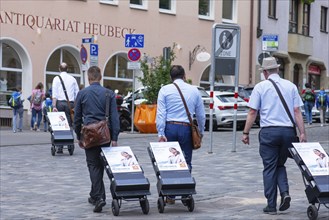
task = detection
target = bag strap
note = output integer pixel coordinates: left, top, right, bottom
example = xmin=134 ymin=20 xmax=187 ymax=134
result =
xmin=58 ymin=75 xmax=73 ymax=113
xmin=173 ymin=83 xmax=193 ymax=126
xmin=268 ymin=78 xmax=297 ymax=133
xmin=105 ymin=91 xmax=110 ymax=122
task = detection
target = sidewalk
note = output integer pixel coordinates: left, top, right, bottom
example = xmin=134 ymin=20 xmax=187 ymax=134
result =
xmin=0 ymin=125 xmax=328 ymax=219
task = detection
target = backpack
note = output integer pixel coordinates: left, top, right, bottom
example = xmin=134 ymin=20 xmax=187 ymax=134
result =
xmin=8 ymin=92 xmax=22 ymax=108
xmin=45 ymin=98 xmax=53 ymax=112
xmin=33 ymin=90 xmax=42 ymax=106
xmin=304 ymin=90 xmax=315 ymax=102
xmin=318 ymin=93 xmax=327 ymax=106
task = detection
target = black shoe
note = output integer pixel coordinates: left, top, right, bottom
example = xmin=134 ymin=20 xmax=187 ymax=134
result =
xmin=279 ymin=192 xmax=291 ymax=211
xmin=88 ymin=197 xmax=96 ymax=205
xmin=93 ymin=199 xmax=106 ymax=213
xmin=263 ymin=206 xmax=277 ymax=215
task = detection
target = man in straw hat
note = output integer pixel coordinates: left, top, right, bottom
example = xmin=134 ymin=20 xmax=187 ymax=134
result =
xmin=242 ymin=57 xmax=306 ymax=215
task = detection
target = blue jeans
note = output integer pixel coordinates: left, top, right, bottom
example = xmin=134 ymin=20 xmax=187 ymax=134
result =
xmin=12 ymin=107 xmax=24 ymax=131
xmin=259 ymin=127 xmax=295 ymax=209
xmin=165 ymin=123 xmax=193 ymax=171
xmin=31 ymin=108 xmax=42 ymax=129
xmin=304 ymin=101 xmax=314 ymax=124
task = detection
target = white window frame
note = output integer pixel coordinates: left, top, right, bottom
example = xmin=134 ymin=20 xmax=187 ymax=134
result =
xmin=198 ymin=0 xmax=214 ymax=20
xmin=130 ymin=0 xmax=148 ymax=11
xmin=99 ymin=0 xmax=119 ymax=6
xmin=159 ymin=0 xmax=176 ymax=15
xmin=222 ymin=0 xmax=237 ymax=24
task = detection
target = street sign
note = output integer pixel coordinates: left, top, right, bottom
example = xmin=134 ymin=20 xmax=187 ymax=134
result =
xmin=262 ymin=34 xmax=279 ymax=51
xmin=80 ymin=46 xmax=88 ymax=64
xmin=90 ymin=44 xmax=98 ymax=56
xmin=128 ymin=48 xmax=141 ymax=62
xmin=82 ymin=38 xmax=92 ymax=44
xmin=125 ymin=34 xmax=144 ymax=48
xmin=127 ymin=62 xmax=141 ymax=70
xmin=215 ymin=28 xmax=238 ymax=58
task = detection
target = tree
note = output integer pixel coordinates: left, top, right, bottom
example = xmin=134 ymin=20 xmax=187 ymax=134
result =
xmin=138 ymin=43 xmax=176 ymax=104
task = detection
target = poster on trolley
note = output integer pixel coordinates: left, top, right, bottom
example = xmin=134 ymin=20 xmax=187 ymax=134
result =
xmin=292 ymin=142 xmax=329 ymax=176
xmin=47 ymin=112 xmax=70 ymax=131
xmin=150 ymin=142 xmax=189 ymax=171
xmin=101 ymin=146 xmax=142 ymax=173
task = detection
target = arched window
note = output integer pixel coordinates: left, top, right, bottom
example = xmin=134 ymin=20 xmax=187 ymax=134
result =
xmin=103 ymin=53 xmax=133 ymax=95
xmin=45 ymin=48 xmax=81 ymax=94
xmin=0 ymin=42 xmax=23 ymax=106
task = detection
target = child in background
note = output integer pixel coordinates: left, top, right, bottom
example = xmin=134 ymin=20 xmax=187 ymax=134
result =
xmin=42 ymin=92 xmax=53 ymax=132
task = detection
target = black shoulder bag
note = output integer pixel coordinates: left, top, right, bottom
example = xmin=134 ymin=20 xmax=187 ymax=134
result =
xmin=58 ymin=75 xmax=74 ymax=124
xmin=268 ymin=78 xmax=300 ymax=143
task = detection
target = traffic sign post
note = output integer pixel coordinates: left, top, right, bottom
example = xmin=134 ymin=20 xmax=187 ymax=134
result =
xmin=262 ymin=34 xmax=279 ymax=51
xmin=125 ymin=34 xmax=144 ymax=48
xmin=90 ymin=43 xmax=99 ymax=67
xmin=128 ymin=48 xmax=141 ymax=62
xmin=210 ymin=23 xmax=241 ymax=153
xmin=80 ymin=45 xmax=88 ymax=64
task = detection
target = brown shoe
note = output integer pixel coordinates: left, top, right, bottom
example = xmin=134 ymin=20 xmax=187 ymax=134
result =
xmin=166 ymin=197 xmax=175 ymax=205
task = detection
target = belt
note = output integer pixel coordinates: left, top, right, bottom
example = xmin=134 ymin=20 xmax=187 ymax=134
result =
xmin=166 ymin=121 xmax=191 ymax=126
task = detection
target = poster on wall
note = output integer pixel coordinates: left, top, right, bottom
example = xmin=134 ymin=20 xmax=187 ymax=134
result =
xmin=47 ymin=112 xmax=70 ymax=131
xmin=101 ymin=146 xmax=142 ymax=173
xmin=292 ymin=142 xmax=329 ymax=176
xmin=150 ymin=142 xmax=189 ymax=171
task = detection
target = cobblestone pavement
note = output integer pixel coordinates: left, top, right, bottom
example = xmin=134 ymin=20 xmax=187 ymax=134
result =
xmin=0 ymin=124 xmax=328 ymax=220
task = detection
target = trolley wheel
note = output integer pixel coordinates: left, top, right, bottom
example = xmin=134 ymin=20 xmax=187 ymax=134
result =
xmin=51 ymin=146 xmax=56 ymax=156
xmin=307 ymin=205 xmax=318 ymax=220
xmin=187 ymin=196 xmax=194 ymax=212
xmin=140 ymin=198 xmax=149 ymax=214
xmin=111 ymin=199 xmax=120 ymax=216
xmin=157 ymin=197 xmax=165 ymax=213
xmin=68 ymin=145 xmax=74 ymax=156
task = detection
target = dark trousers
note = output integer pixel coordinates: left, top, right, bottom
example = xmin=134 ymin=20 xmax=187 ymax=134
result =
xmin=85 ymin=146 xmax=106 ymax=201
xmin=259 ymin=126 xmax=295 ymax=209
xmin=165 ymin=123 xmax=193 ymax=171
xmin=56 ymin=101 xmax=74 ymax=127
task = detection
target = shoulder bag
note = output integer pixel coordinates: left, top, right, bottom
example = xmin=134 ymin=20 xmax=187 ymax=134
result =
xmin=58 ymin=75 xmax=74 ymax=123
xmin=268 ymin=78 xmax=300 ymax=143
xmin=80 ymin=91 xmax=111 ymax=149
xmin=173 ymin=83 xmax=202 ymax=150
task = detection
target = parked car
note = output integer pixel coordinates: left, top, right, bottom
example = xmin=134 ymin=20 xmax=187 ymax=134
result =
xmin=122 ymin=85 xmax=217 ymax=131
xmin=205 ymin=84 xmax=251 ymax=102
xmin=209 ymin=91 xmax=249 ymax=129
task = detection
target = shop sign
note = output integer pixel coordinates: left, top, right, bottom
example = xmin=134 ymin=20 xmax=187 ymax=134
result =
xmin=308 ymin=65 xmax=320 ymax=75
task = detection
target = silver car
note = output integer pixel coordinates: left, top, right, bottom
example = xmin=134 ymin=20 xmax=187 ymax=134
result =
xmin=210 ymin=91 xmax=249 ymax=128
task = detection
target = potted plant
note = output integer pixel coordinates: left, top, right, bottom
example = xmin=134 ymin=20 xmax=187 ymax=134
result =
xmin=133 ymin=44 xmax=176 ymax=133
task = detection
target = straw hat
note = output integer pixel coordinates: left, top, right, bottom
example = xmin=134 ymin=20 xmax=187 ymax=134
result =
xmin=259 ymin=57 xmax=280 ymax=70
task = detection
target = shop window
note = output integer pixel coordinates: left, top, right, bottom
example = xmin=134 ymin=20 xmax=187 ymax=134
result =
xmin=268 ymin=0 xmax=276 ymax=19
xmin=199 ymin=0 xmax=213 ymax=19
xmin=0 ymin=43 xmax=22 ymax=107
xmin=222 ymin=0 xmax=236 ymax=23
xmin=321 ymin=6 xmax=328 ymax=32
xmin=45 ymin=48 xmax=81 ymax=93
xmin=103 ymin=53 xmax=133 ymax=96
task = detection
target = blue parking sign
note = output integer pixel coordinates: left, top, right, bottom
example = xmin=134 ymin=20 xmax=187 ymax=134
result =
xmin=125 ymin=34 xmax=144 ymax=48
xmin=90 ymin=44 xmax=98 ymax=56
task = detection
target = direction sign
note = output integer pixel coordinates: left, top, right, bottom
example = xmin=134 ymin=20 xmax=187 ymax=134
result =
xmin=125 ymin=34 xmax=144 ymax=48
xmin=215 ymin=28 xmax=238 ymax=58
xmin=128 ymin=48 xmax=141 ymax=62
xmin=90 ymin=44 xmax=98 ymax=56
xmin=82 ymin=38 xmax=92 ymax=44
xmin=262 ymin=34 xmax=279 ymax=51
xmin=80 ymin=46 xmax=88 ymax=64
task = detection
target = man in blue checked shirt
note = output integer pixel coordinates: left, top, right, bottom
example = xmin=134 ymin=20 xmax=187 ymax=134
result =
xmin=156 ymin=65 xmax=205 ymax=204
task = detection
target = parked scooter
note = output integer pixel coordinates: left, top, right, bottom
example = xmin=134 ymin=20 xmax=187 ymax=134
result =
xmin=116 ymin=95 xmax=132 ymax=132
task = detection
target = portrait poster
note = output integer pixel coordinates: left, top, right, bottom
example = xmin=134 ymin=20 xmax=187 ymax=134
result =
xmin=101 ymin=146 xmax=142 ymax=173
xmin=292 ymin=142 xmax=329 ymax=176
xmin=47 ymin=112 xmax=70 ymax=131
xmin=150 ymin=142 xmax=189 ymax=171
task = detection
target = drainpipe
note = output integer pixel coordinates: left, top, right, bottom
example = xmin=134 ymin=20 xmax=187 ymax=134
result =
xmin=249 ymin=0 xmax=254 ymax=85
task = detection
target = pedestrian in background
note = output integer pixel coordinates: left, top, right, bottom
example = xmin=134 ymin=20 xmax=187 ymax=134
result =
xmin=156 ymin=65 xmax=205 ymax=204
xmin=242 ymin=57 xmax=306 ymax=215
xmin=301 ymin=83 xmax=315 ymax=125
xmin=52 ymin=62 xmax=79 ymax=153
xmin=315 ymin=87 xmax=328 ymax=126
xmin=74 ymin=66 xmax=120 ymax=213
xmin=42 ymin=92 xmax=53 ymax=132
xmin=9 ymin=87 xmax=24 ymax=133
xmin=30 ymin=82 xmax=45 ymax=131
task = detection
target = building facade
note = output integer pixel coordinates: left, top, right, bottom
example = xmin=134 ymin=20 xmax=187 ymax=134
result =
xmin=256 ymin=0 xmax=329 ymax=90
xmin=0 ymin=0 xmax=258 ymax=127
